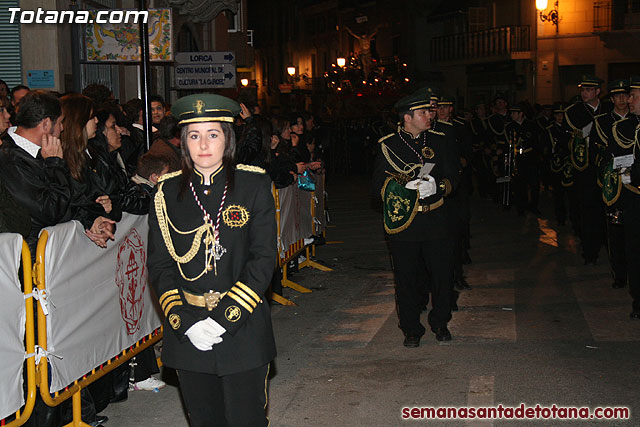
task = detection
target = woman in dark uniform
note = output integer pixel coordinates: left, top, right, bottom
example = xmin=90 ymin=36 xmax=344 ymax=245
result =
xmin=147 ymin=94 xmax=277 ymax=427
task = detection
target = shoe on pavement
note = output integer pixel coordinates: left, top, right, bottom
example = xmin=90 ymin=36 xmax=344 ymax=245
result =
xmin=134 ymin=376 xmax=166 ymax=391
xmin=630 ymin=309 xmax=640 ymax=320
xmin=432 ymin=327 xmax=452 ymax=342
xmin=403 ymin=334 xmax=421 ymax=348
xmin=89 ymin=415 xmax=108 ymax=427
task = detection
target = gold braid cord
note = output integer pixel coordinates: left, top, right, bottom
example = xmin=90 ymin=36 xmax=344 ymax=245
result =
xmin=612 ymin=119 xmax=636 ymax=150
xmin=381 ymin=143 xmax=422 ymax=177
xmin=154 ymin=181 xmax=216 ymax=281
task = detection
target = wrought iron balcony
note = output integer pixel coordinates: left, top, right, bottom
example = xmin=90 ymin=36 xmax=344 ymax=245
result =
xmin=430 ymin=26 xmax=531 ymax=64
xmin=593 ymin=0 xmax=640 ymax=32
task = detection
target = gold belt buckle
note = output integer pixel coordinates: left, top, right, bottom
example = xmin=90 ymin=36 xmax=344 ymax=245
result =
xmin=204 ymin=290 xmax=223 ymax=311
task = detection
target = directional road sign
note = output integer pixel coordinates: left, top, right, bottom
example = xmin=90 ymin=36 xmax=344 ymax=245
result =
xmin=175 ymin=51 xmax=237 ymax=89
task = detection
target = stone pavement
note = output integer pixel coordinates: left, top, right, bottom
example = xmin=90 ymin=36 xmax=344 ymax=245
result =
xmin=103 ymin=177 xmax=640 ymax=426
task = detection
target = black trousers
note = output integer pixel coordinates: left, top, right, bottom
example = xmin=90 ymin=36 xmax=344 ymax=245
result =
xmin=573 ymin=179 xmax=605 ymax=261
xmin=606 ymin=220 xmax=627 ymax=285
xmin=624 ymin=196 xmax=640 ymax=310
xmin=514 ymin=157 xmax=540 ymax=212
xmin=389 ymin=238 xmax=455 ymax=335
xmin=178 ymin=364 xmax=270 ymax=427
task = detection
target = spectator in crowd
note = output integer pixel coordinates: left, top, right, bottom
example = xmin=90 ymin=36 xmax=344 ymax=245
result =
xmin=122 ymin=97 xmax=148 ymax=149
xmin=59 ymin=94 xmax=117 ymax=247
xmin=235 ymin=102 xmax=263 ymax=166
xmin=150 ymin=95 xmax=167 ymax=125
xmin=148 ymin=115 xmax=181 ymax=171
xmin=0 ymin=79 xmax=9 ymax=100
xmin=82 ymin=83 xmax=114 ymax=108
xmin=0 ymin=95 xmax=12 ymax=137
xmin=92 ymin=104 xmax=150 ymax=216
xmin=131 ymin=152 xmax=171 ymax=192
xmin=96 ymin=102 xmax=143 ymax=178
xmin=0 ymin=90 xmax=112 ymax=255
xmin=10 ymin=84 xmax=29 ymax=110
xmin=0 ymin=174 xmax=31 ymax=237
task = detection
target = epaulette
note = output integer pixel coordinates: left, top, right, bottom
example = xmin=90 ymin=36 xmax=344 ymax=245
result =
xmin=428 ymin=129 xmax=446 ymax=136
xmin=594 ymin=113 xmax=607 ymax=119
xmin=437 ymin=120 xmax=453 ymax=126
xmin=236 ymin=164 xmax=266 ymax=174
xmin=378 ymin=133 xmax=395 ymax=143
xmin=453 ymin=118 xmax=466 ymax=126
xmin=158 ymin=170 xmax=182 ymax=182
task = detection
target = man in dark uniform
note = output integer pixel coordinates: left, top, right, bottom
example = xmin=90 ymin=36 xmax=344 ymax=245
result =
xmin=545 ymin=103 xmax=576 ymax=227
xmin=591 ymin=79 xmax=631 ymax=289
xmin=506 ymin=103 xmax=541 ymax=215
xmin=470 ymin=103 xmax=493 ymax=199
xmin=435 ymin=96 xmax=473 ymax=291
xmin=564 ymin=75 xmax=612 ymax=264
xmin=147 ymin=94 xmax=276 ymax=426
xmin=372 ymin=89 xmax=460 ymax=346
xmin=608 ymin=76 xmax=640 ymax=318
xmin=487 ymin=93 xmax=512 ymax=207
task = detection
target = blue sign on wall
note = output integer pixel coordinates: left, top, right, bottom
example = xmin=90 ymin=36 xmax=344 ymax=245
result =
xmin=27 ymin=70 xmax=55 ymax=89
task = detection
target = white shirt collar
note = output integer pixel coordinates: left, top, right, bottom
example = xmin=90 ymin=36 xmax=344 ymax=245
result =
xmin=132 ymin=123 xmax=158 ymax=132
xmin=587 ymin=100 xmax=600 ymax=112
xmin=8 ymin=126 xmax=40 ymax=158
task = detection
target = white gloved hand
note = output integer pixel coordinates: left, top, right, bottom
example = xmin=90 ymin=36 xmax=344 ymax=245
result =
xmin=185 ymin=318 xmax=225 ymax=351
xmin=405 ymin=176 xmax=437 ymax=199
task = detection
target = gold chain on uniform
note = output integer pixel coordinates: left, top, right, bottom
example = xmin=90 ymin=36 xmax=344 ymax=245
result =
xmin=154 ymin=181 xmax=216 ymax=282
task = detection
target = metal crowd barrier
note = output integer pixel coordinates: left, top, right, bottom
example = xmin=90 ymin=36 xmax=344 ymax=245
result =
xmin=33 ymin=228 xmax=163 ymax=427
xmin=1 ymin=240 xmax=37 ymax=427
xmin=271 ymin=172 xmax=332 ymax=306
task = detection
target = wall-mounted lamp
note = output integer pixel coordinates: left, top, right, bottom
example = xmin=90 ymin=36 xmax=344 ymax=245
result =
xmin=240 ymin=78 xmax=249 ymax=87
xmin=287 ymin=66 xmax=296 ymax=77
xmin=537 ymin=0 xmax=559 ymax=27
xmin=336 ymin=57 xmax=346 ymax=68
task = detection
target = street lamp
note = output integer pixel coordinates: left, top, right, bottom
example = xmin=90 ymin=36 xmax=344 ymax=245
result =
xmin=240 ymin=78 xmax=249 ymax=87
xmin=287 ymin=66 xmax=296 ymax=77
xmin=537 ymin=0 xmax=559 ymax=27
xmin=336 ymin=57 xmax=346 ymax=68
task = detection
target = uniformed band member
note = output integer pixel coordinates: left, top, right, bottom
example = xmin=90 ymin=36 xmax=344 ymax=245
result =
xmin=564 ymin=74 xmax=612 ymax=264
xmin=592 ymin=79 xmax=631 ymax=289
xmin=506 ymin=102 xmax=541 ymax=215
xmin=608 ymin=76 xmax=640 ymax=318
xmin=147 ymin=94 xmax=276 ymax=426
xmin=545 ymin=102 xmax=576 ymax=227
xmin=372 ymin=88 xmax=460 ymax=346
xmin=486 ymin=93 xmax=513 ymax=207
xmin=435 ymin=96 xmax=473 ymax=291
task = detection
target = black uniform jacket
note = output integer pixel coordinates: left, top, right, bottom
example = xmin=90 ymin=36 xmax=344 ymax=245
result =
xmin=608 ymin=115 xmax=640 ymax=203
xmin=0 ymin=134 xmax=72 ymax=254
xmin=372 ymin=127 xmax=460 ymax=241
xmin=147 ymin=164 xmax=277 ymax=375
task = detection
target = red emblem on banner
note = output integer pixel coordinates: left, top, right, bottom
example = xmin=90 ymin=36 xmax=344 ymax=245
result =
xmin=115 ymin=228 xmax=147 ymax=335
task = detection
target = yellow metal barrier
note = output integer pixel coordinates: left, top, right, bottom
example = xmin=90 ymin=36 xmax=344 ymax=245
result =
xmin=33 ymin=230 xmax=163 ymax=427
xmin=299 ymin=174 xmax=332 ymax=273
xmin=3 ymin=241 xmax=37 ymax=427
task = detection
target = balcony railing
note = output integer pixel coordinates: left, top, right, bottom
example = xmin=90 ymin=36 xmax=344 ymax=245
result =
xmin=430 ymin=26 xmax=530 ymax=63
xmin=594 ymin=0 xmax=640 ymax=31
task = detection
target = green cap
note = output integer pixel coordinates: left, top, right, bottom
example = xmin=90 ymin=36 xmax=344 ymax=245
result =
xmin=607 ymin=79 xmax=630 ymax=95
xmin=438 ymin=96 xmax=454 ymax=106
xmin=630 ymin=76 xmax=640 ymax=89
xmin=552 ymin=102 xmax=565 ymax=113
xmin=171 ymin=94 xmax=241 ymax=125
xmin=578 ymin=74 xmax=603 ymax=88
xmin=509 ymin=105 xmax=523 ymax=113
xmin=394 ymin=88 xmax=433 ymax=112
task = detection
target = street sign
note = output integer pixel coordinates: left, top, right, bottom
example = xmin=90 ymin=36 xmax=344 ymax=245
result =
xmin=175 ymin=51 xmax=236 ymax=89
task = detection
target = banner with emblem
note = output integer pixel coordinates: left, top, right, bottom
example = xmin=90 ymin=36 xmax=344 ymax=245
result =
xmin=569 ymin=131 xmax=588 ymax=171
xmin=0 ymin=234 xmax=26 ymax=419
xmin=602 ymin=158 xmax=622 ymax=206
xmin=561 ymin=157 xmax=574 ymax=187
xmin=382 ymin=177 xmax=419 ymax=234
xmin=42 ymin=214 xmax=162 ymax=393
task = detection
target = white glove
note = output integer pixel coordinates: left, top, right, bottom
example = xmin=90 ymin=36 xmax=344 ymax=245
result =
xmin=405 ymin=176 xmax=437 ymax=199
xmin=185 ymin=318 xmax=226 ymax=351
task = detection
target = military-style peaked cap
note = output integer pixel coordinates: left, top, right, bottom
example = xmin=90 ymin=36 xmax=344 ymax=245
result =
xmin=552 ymin=102 xmax=565 ymax=113
xmin=438 ymin=96 xmax=454 ymax=106
xmin=578 ymin=74 xmax=604 ymax=88
xmin=630 ymin=76 xmax=640 ymax=89
xmin=172 ymin=94 xmax=241 ymax=125
xmin=607 ymin=79 xmax=630 ymax=95
xmin=394 ymin=87 xmax=434 ymax=112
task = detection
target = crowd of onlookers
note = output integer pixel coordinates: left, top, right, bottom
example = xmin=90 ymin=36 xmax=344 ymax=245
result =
xmin=0 ymin=80 xmax=326 ymax=427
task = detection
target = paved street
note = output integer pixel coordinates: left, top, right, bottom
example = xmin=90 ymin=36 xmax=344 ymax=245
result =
xmin=103 ymin=176 xmax=640 ymax=426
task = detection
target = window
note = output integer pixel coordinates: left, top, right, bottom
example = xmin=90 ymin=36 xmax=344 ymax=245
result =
xmin=468 ymin=7 xmax=488 ymax=32
xmin=0 ymin=0 xmax=22 ymax=87
xmin=225 ymin=3 xmax=242 ymax=33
